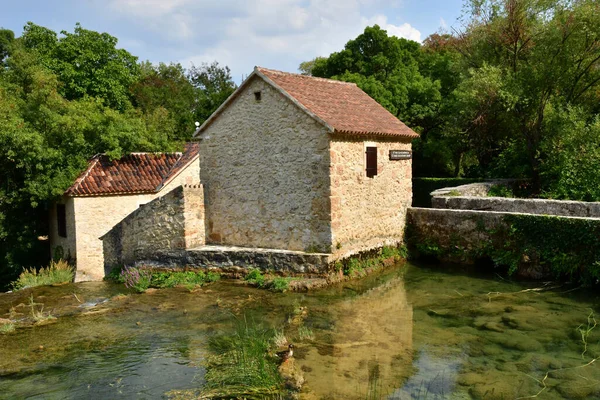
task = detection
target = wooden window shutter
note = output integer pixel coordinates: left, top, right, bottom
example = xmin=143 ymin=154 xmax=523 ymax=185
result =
xmin=57 ymin=204 xmax=67 ymax=238
xmin=366 ymin=147 xmax=377 ymax=178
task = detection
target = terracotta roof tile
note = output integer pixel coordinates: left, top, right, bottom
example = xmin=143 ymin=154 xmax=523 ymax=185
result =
xmin=65 ymin=143 xmax=199 ymax=197
xmin=257 ymin=67 xmax=419 ymax=138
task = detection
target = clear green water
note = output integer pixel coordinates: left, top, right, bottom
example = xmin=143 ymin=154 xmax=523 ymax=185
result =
xmin=1 ymin=263 xmax=600 ymax=399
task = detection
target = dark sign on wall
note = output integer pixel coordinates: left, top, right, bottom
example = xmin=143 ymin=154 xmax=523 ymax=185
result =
xmin=389 ymin=150 xmax=412 ymax=160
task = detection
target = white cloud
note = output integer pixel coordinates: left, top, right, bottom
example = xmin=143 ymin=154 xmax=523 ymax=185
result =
xmin=104 ymin=0 xmax=422 ymax=80
xmin=363 ymin=14 xmax=421 ymax=42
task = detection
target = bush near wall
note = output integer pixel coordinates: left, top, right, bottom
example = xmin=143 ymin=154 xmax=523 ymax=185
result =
xmin=412 ymin=178 xmax=482 ymax=208
xmin=407 ymin=212 xmax=600 ymax=285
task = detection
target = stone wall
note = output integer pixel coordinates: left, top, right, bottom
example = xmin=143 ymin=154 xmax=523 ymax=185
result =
xmin=102 ymin=185 xmax=205 ymax=270
xmin=407 ymin=207 xmax=506 ymax=254
xmin=432 ymin=195 xmax=600 ymax=218
xmin=48 ymin=197 xmax=77 ymax=261
xmin=65 ymin=157 xmax=200 ymax=281
xmin=407 ymin=207 xmax=600 ymax=279
xmin=330 ymin=137 xmax=413 ymax=258
xmin=199 ymin=76 xmax=332 ymax=252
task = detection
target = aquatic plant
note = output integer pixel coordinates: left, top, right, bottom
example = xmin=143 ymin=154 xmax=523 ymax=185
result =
xmin=151 ymin=270 xmax=220 ymax=290
xmin=340 ymin=246 xmax=407 ymax=277
xmin=201 ymin=316 xmax=286 ymax=399
xmin=296 ymin=326 xmax=314 ymax=341
xmin=245 ymin=268 xmax=266 ymax=287
xmin=12 ymin=259 xmax=74 ymax=290
xmin=120 ymin=266 xmax=152 ymax=293
xmin=270 ymin=277 xmax=291 ymax=292
xmin=0 ymin=321 xmax=15 ymax=334
xmin=28 ymin=295 xmax=55 ymax=323
xmin=577 ymin=310 xmax=597 ymax=359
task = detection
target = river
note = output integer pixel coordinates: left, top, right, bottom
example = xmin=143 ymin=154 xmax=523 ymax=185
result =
xmin=1 ymin=263 xmax=599 ymax=399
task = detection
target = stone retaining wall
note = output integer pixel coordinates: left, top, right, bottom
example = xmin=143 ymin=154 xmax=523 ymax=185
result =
xmin=432 ymin=196 xmax=600 ymax=218
xmin=133 ymin=247 xmax=331 ymax=275
xmin=102 ymin=185 xmax=205 ymax=273
xmin=407 ymin=207 xmax=600 ymax=279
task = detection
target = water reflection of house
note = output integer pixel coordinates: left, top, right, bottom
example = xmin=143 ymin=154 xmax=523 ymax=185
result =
xmin=298 ymin=277 xmax=414 ymax=399
xmin=53 ymin=67 xmax=418 ymax=280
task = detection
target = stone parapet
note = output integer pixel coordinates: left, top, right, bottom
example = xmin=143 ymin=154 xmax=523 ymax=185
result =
xmin=102 ymin=185 xmax=205 ymax=273
xmin=432 ymin=196 xmax=600 ymax=218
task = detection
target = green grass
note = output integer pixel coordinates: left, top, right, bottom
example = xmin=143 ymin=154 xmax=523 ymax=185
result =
xmin=151 ymin=270 xmax=220 ymax=289
xmin=341 ymin=245 xmax=407 ymax=277
xmin=106 ymin=267 xmax=220 ymax=292
xmin=245 ymin=268 xmax=266 ymax=287
xmin=269 ymin=277 xmax=291 ymax=292
xmin=0 ymin=321 xmax=15 ymax=334
xmin=12 ymin=259 xmax=74 ymax=290
xmin=201 ymin=316 xmax=286 ymax=399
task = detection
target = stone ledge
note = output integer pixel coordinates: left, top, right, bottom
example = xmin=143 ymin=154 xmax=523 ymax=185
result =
xmin=131 ymin=246 xmax=332 ymax=275
xmin=431 ymin=196 xmax=600 ymax=218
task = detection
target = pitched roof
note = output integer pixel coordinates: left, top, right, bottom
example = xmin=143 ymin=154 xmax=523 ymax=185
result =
xmin=194 ymin=66 xmax=418 ymax=139
xmin=65 ymin=143 xmax=199 ymax=197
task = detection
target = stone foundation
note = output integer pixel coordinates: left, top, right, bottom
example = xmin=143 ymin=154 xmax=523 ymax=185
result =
xmin=130 ymin=246 xmax=331 ymax=275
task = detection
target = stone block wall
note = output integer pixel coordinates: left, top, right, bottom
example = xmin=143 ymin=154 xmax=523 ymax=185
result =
xmin=330 ymin=136 xmax=413 ymax=258
xmin=199 ymin=76 xmax=332 ymax=252
xmin=432 ymin=196 xmax=600 ymax=218
xmin=48 ymin=197 xmax=77 ymax=262
xmin=102 ymin=185 xmax=205 ymax=270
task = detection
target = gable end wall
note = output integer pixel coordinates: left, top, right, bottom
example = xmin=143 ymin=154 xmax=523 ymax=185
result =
xmin=200 ymin=76 xmax=332 ymax=252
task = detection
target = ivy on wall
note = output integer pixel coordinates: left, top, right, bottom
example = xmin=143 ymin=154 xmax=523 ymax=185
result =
xmin=407 ymin=213 xmax=600 ymax=285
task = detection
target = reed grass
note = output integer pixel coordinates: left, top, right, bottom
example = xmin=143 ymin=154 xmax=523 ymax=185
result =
xmin=12 ymin=259 xmax=74 ymax=290
xmin=201 ymin=315 xmax=286 ymax=399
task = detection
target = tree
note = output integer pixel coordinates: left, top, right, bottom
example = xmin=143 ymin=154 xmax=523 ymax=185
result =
xmin=456 ymin=0 xmax=600 ymax=190
xmin=131 ymin=62 xmax=196 ymax=142
xmin=20 ymin=22 xmax=140 ymax=110
xmin=0 ymin=40 xmax=173 ymax=288
xmin=188 ymin=61 xmax=237 ymax=124
xmin=0 ymin=28 xmax=14 ymax=62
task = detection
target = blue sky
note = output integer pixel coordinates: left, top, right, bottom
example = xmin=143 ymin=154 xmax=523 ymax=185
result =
xmin=2 ymin=0 xmax=465 ymax=82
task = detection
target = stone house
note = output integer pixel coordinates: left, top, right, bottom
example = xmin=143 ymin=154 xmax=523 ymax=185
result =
xmin=48 ymin=143 xmax=200 ymax=281
xmin=192 ymin=67 xmax=418 ymax=260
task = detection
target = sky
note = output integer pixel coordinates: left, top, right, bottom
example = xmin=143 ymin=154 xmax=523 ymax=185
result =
xmin=2 ymin=0 xmax=465 ymax=82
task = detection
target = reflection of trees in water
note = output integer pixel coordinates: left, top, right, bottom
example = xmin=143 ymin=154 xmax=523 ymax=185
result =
xmin=298 ymin=277 xmax=414 ymax=399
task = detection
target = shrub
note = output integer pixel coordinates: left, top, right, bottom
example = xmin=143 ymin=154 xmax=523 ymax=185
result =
xmin=12 ymin=260 xmax=74 ymax=290
xmin=120 ymin=266 xmax=152 ymax=293
xmin=270 ymin=277 xmax=291 ymax=292
xmin=245 ymin=268 xmax=266 ymax=287
xmin=488 ymin=184 xmax=513 ymax=198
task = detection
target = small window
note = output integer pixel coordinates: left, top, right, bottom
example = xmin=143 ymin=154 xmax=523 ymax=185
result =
xmin=366 ymin=147 xmax=378 ymax=178
xmin=254 ymin=91 xmax=262 ymax=101
xmin=57 ymin=204 xmax=67 ymax=238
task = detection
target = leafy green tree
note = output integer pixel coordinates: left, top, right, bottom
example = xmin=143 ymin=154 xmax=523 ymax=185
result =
xmin=131 ymin=62 xmax=196 ymax=141
xmin=456 ymin=0 xmax=600 ymax=190
xmin=0 ymin=28 xmax=14 ymax=62
xmin=0 ymin=40 xmax=173 ymax=288
xmin=20 ymin=22 xmax=140 ymax=110
xmin=188 ymin=61 xmax=237 ymax=124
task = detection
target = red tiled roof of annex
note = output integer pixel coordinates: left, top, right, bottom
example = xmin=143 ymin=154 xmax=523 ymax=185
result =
xmin=257 ymin=67 xmax=419 ymax=138
xmin=65 ymin=143 xmax=199 ymax=197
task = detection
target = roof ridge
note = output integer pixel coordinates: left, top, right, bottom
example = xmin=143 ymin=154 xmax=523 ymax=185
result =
xmin=255 ymin=66 xmax=357 ymax=86
xmin=155 ymin=143 xmax=200 ymax=192
xmin=65 ymin=155 xmax=101 ymax=195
